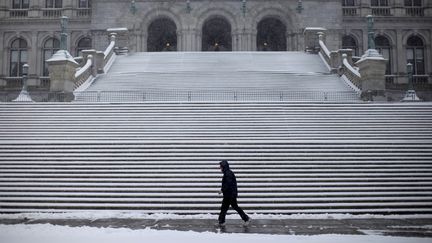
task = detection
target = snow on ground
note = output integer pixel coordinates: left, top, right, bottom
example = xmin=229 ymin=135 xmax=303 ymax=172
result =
xmin=0 ymin=223 xmax=430 ymax=243
xmin=2 ymin=212 xmax=432 ymax=220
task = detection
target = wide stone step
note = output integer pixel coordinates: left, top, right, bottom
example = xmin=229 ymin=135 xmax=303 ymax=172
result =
xmin=1 ymin=102 xmax=431 ymax=214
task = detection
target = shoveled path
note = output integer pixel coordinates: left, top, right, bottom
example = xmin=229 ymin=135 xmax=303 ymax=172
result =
xmin=1 ymin=217 xmax=431 ymax=238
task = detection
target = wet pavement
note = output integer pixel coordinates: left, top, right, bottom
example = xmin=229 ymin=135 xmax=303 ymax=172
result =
xmin=1 ymin=217 xmax=432 ymax=237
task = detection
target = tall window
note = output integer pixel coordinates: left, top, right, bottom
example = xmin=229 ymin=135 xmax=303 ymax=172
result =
xmin=406 ymin=36 xmax=425 ymax=75
xmin=43 ymin=38 xmax=60 ymax=76
xmin=404 ymin=0 xmax=422 ymax=6
xmin=46 ymin=0 xmax=62 ymax=8
xmin=78 ymin=0 xmax=91 ymax=8
xmin=375 ymin=36 xmax=392 ymax=74
xmin=12 ymin=0 xmax=29 ymax=9
xmin=342 ymin=35 xmax=358 ymax=56
xmin=10 ymin=38 xmax=28 ymax=77
xmin=76 ymin=37 xmax=92 ymax=56
xmin=405 ymin=0 xmax=423 ymax=16
xmin=371 ymin=0 xmax=389 ymax=6
xmin=342 ymin=0 xmax=355 ymax=6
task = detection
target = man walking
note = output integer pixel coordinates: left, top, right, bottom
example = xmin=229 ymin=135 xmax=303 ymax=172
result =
xmin=217 ymin=160 xmax=250 ymax=227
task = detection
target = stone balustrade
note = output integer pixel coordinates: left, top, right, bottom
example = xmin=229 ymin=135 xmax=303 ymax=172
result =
xmin=45 ymin=32 xmax=117 ymax=101
xmin=316 ymin=32 xmax=387 ymax=100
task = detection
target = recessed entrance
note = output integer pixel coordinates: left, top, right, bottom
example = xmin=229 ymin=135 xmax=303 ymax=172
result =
xmin=202 ymin=17 xmax=232 ymax=51
xmin=147 ymin=18 xmax=177 ymax=52
xmin=257 ymin=18 xmax=287 ymax=51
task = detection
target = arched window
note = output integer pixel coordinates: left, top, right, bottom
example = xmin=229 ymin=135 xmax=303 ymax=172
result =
xmin=42 ymin=38 xmax=60 ymax=76
xmin=147 ymin=18 xmax=177 ymax=52
xmin=10 ymin=38 xmax=28 ymax=77
xmin=406 ymin=36 xmax=425 ymax=75
xmin=78 ymin=0 xmax=91 ymax=8
xmin=76 ymin=37 xmax=92 ymax=56
xmin=46 ymin=0 xmax=62 ymax=8
xmin=375 ymin=35 xmax=392 ymax=74
xmin=257 ymin=18 xmax=287 ymax=51
xmin=202 ymin=17 xmax=232 ymax=52
xmin=342 ymin=35 xmax=358 ymax=56
xmin=12 ymin=0 xmax=29 ymax=9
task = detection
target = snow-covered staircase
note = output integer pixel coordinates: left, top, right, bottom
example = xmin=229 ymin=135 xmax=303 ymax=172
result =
xmin=1 ymin=102 xmax=432 ymax=214
xmin=75 ymin=52 xmax=358 ymax=102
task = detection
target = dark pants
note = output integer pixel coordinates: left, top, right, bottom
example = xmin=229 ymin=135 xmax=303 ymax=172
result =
xmin=218 ymin=197 xmax=249 ymax=224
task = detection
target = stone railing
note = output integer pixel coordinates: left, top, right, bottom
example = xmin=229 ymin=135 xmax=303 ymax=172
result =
xmin=371 ymin=6 xmax=392 ymax=16
xmin=76 ymin=8 xmax=91 ymax=17
xmin=342 ymin=7 xmax=358 ymax=16
xmin=5 ymin=8 xmax=92 ymax=19
xmin=318 ymin=33 xmax=338 ymax=73
xmin=103 ymin=34 xmax=116 ymax=71
xmin=9 ymin=9 xmax=28 ymax=18
xmin=341 ymin=54 xmax=361 ymax=91
xmin=341 ymin=5 xmax=429 ymax=17
xmin=46 ymin=33 xmax=117 ymax=100
xmin=315 ymin=32 xmax=386 ymax=100
xmin=42 ymin=8 xmax=63 ymax=18
xmin=74 ymin=55 xmax=93 ymax=89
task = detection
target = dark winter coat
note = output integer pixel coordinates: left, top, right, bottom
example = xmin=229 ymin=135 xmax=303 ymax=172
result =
xmin=220 ymin=160 xmax=238 ymax=199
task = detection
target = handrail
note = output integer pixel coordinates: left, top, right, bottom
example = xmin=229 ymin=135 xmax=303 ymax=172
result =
xmin=318 ymin=37 xmax=330 ymax=58
xmin=74 ymin=56 xmax=93 ymax=89
xmin=343 ymin=56 xmax=360 ymax=78
xmin=103 ymin=35 xmax=116 ymax=69
xmin=341 ymin=54 xmax=361 ymax=90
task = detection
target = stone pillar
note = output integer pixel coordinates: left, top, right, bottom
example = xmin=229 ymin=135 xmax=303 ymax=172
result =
xmin=355 ymin=55 xmax=387 ymax=100
xmin=107 ymin=28 xmax=129 ymax=54
xmin=95 ymin=51 xmax=104 ymax=74
xmin=338 ymin=49 xmax=354 ymax=66
xmin=63 ymin=0 xmax=74 ymax=17
xmin=425 ymin=0 xmax=432 ymax=16
xmin=0 ymin=30 xmax=4 ymax=75
xmin=81 ymin=49 xmax=98 ymax=75
xmin=0 ymin=0 xmax=7 ymax=19
xmin=176 ymin=30 xmax=183 ymax=52
xmin=46 ymin=50 xmax=79 ymax=101
xmin=29 ymin=31 xmax=38 ymax=85
xmin=303 ymin=27 xmax=327 ymax=53
xmin=395 ymin=29 xmax=406 ymax=84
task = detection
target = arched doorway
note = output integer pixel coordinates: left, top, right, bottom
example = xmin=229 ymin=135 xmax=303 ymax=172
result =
xmin=202 ymin=17 xmax=232 ymax=51
xmin=257 ymin=18 xmax=287 ymax=51
xmin=147 ymin=18 xmax=177 ymax=52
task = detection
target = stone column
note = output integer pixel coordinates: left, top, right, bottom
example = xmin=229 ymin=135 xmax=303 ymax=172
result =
xmin=395 ymin=29 xmax=406 ymax=84
xmin=28 ymin=31 xmax=38 ymax=86
xmin=46 ymin=50 xmax=79 ymax=101
xmin=176 ymin=30 xmax=183 ymax=52
xmin=355 ymin=55 xmax=387 ymax=100
xmin=0 ymin=31 xmax=4 ymax=75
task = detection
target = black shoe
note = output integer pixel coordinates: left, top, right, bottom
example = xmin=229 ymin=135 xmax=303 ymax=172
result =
xmin=243 ymin=218 xmax=251 ymax=226
xmin=215 ymin=222 xmax=226 ymax=227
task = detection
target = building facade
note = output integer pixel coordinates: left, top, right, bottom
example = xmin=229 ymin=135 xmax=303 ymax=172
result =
xmin=0 ymin=0 xmax=431 ymax=89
